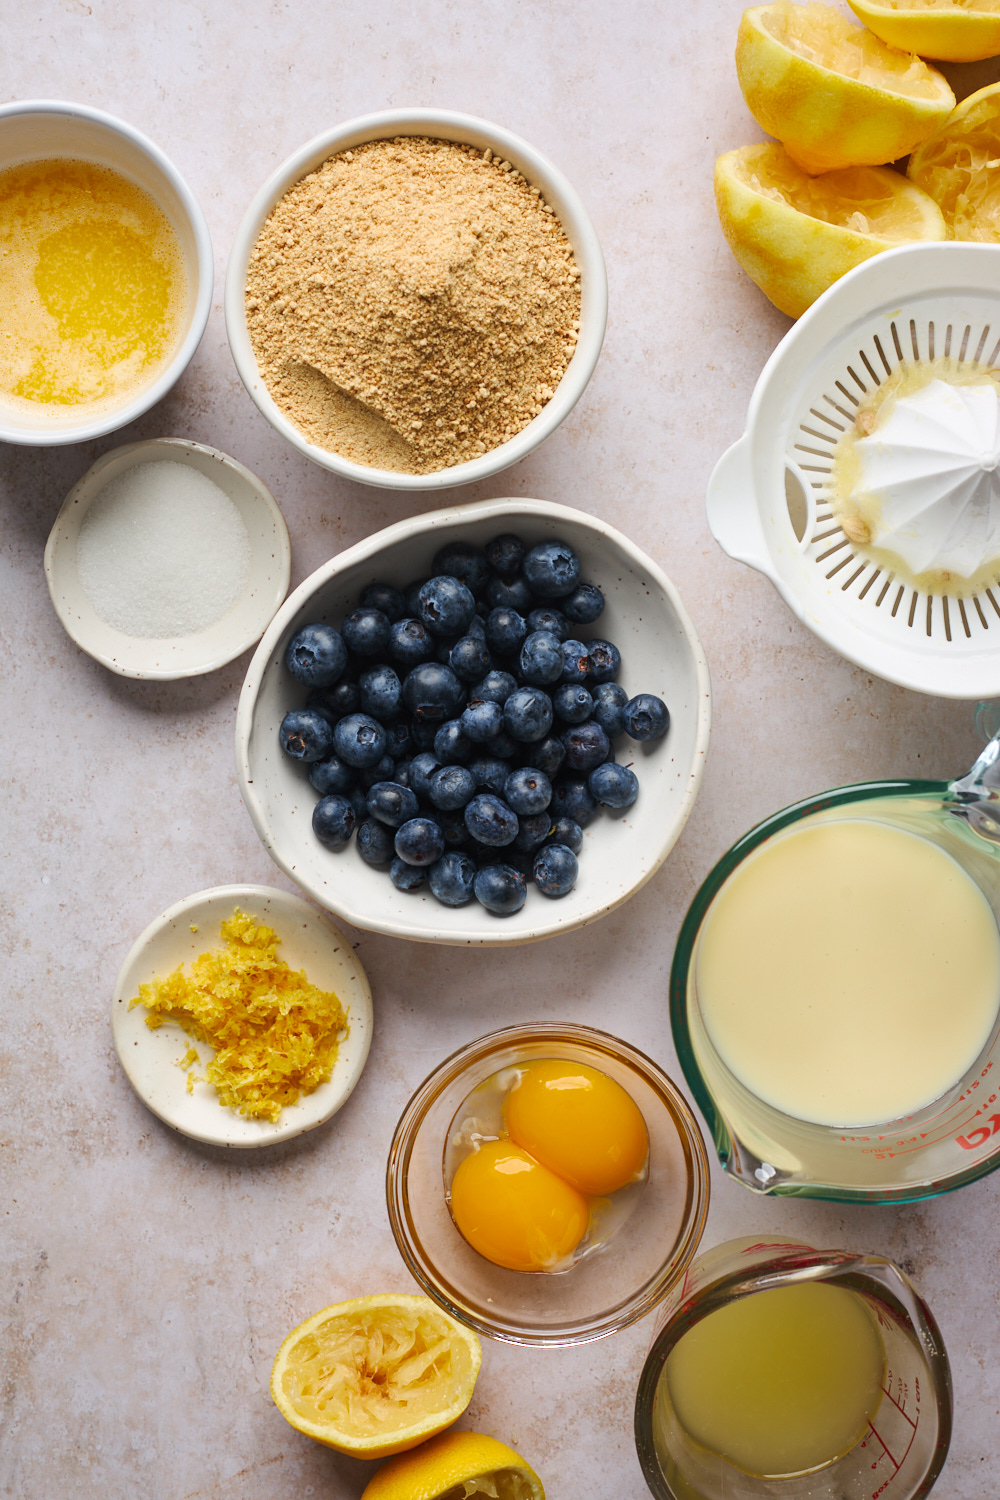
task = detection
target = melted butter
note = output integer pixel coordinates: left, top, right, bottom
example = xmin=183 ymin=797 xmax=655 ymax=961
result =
xmin=0 ymin=159 xmax=187 ymax=413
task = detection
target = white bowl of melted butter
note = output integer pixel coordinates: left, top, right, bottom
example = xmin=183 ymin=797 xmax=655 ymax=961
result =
xmin=0 ymin=100 xmax=212 ymax=444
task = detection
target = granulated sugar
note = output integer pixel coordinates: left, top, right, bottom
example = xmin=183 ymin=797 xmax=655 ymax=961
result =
xmin=77 ymin=461 xmax=251 ymax=638
xmin=245 ymin=136 xmax=582 ymax=474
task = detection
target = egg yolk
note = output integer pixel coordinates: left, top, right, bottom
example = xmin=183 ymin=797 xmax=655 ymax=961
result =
xmin=449 ymin=1140 xmax=589 ymax=1272
xmin=503 ymin=1060 xmax=649 ymax=1197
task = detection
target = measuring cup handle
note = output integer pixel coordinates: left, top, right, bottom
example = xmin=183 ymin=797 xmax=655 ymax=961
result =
xmin=705 ymin=435 xmax=773 ymax=578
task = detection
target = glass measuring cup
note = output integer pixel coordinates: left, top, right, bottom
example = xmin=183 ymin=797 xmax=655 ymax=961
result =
xmin=670 ymin=727 xmax=1000 ymax=1202
xmin=634 ymin=1236 xmax=952 ymax=1500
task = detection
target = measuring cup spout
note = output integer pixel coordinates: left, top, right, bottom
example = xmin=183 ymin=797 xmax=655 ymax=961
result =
xmin=948 ymin=723 xmax=1000 ymax=842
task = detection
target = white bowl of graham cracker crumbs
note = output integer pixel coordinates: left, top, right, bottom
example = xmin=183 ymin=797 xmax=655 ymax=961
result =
xmin=225 ymin=109 xmax=607 ymax=490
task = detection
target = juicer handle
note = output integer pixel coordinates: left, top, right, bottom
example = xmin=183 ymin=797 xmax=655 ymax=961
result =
xmin=705 ymin=435 xmax=773 ymax=578
xmin=949 ymin=723 xmax=1000 ymax=842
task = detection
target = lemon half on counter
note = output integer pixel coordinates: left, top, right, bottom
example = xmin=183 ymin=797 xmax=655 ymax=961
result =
xmin=909 ymin=82 xmax=1000 ymax=240
xmin=847 ymin=0 xmax=1000 ymax=63
xmin=737 ymin=1 xmax=955 ymax=174
xmin=270 ymin=1293 xmax=482 ymax=1458
xmin=715 ymin=143 xmax=947 ymax=317
xmin=362 ymin=1431 xmax=545 ymax=1500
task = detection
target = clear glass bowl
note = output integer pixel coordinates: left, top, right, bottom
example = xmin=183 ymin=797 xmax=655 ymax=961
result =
xmin=386 ymin=1023 xmax=710 ymax=1346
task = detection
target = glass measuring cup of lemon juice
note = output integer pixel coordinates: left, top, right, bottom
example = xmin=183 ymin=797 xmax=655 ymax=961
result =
xmin=671 ymin=728 xmax=1000 ymax=1202
xmin=634 ymin=1237 xmax=952 ymax=1500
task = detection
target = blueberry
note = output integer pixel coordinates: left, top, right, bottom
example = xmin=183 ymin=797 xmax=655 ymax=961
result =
xmin=402 ymin=662 xmax=466 ymax=722
xmin=449 ymin=634 xmax=492 ymax=683
xmin=560 ymin=720 xmax=610 ymax=772
xmin=417 ymin=576 xmax=477 ymax=638
xmin=504 ymin=766 xmax=552 ymax=816
xmin=434 ymin=720 xmax=472 ymax=764
xmin=460 ymin=699 xmax=504 ymax=744
xmin=485 ymin=607 xmax=527 ymax=656
xmin=359 ymin=664 xmax=402 ymax=721
xmin=332 ymin=712 xmax=388 ymax=768
xmin=384 ymin=721 xmax=413 ymax=760
xmin=464 ymin=793 xmax=519 ymax=846
xmin=473 ymin=864 xmax=528 ymax=916
xmin=279 ymin=708 xmax=335 ymax=762
xmin=308 ymin=754 xmax=358 ymax=796
xmin=531 ymin=734 xmax=566 ymax=779
xmin=544 ymin=816 xmax=583 ymax=854
xmin=527 ymin=607 xmax=568 ymax=640
xmin=305 ymin=689 xmax=339 ymax=727
xmin=586 ymin=639 xmax=622 ymax=683
xmin=432 ymin=541 xmax=491 ymax=598
xmin=623 ymin=694 xmax=671 ymax=741
xmin=553 ymin=684 xmax=594 ymax=724
xmin=503 ymin=686 xmax=553 ymax=743
xmin=394 ymin=759 xmax=412 ymax=788
xmin=519 ymin=630 xmax=563 ymax=686
xmin=563 ymin=582 xmax=605 ymax=624
xmin=318 ymin=679 xmax=362 ymax=718
xmin=409 ymin=752 xmax=442 ymax=800
xmin=473 ymin=669 xmax=518 ymax=706
xmin=429 ymin=765 xmax=477 ymax=811
xmin=360 ymin=754 xmax=398 ymax=791
xmin=360 ymin=582 xmax=406 ymax=622
xmin=389 ymin=617 xmax=435 ymax=668
xmin=466 ymin=613 xmax=487 ymax=640
xmin=469 ymin=756 xmax=510 ymax=795
xmin=559 ymin=639 xmax=591 ymax=685
xmin=405 ymin=577 xmax=430 ymax=616
xmin=592 ymin=681 xmax=628 ymax=738
xmin=342 ymin=607 xmax=391 ymax=657
xmin=485 ymin=533 xmax=525 ymax=582
xmin=589 ymin=762 xmax=639 ymax=809
xmin=285 ymin=623 xmax=348 ymax=687
xmin=366 ymin=780 xmax=420 ymax=827
xmin=437 ymin=808 xmax=470 ymax=847
xmin=514 ymin=810 xmax=552 ymax=853
xmin=523 ymin=539 xmax=581 ymax=599
xmin=357 ymin=817 xmax=395 ymax=866
xmin=311 ymin=794 xmax=357 ymax=850
xmin=349 ymin=786 xmax=369 ymax=824
xmin=394 ymin=817 xmax=446 ymax=867
xmin=390 ymin=856 xmax=427 ymax=891
xmin=485 ymin=730 xmax=518 ymax=759
xmin=552 ymin=778 xmax=597 ymax=827
xmin=411 ymin=720 xmax=439 ymax=751
xmin=486 ymin=573 xmax=534 ymax=613
xmin=533 ymin=843 xmax=579 ymax=898
xmin=428 ymin=851 xmax=477 ymax=906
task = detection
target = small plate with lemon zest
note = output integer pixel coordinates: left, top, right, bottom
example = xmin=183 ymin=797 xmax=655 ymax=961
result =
xmin=112 ymin=884 xmax=372 ymax=1147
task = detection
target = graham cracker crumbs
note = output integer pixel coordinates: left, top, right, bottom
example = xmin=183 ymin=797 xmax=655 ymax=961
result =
xmin=245 ymin=136 xmax=582 ymax=474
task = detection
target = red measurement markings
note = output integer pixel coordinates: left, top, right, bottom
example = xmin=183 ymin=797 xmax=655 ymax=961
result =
xmin=958 ymin=1113 xmax=1000 ymax=1151
xmin=880 ymin=1380 xmax=917 ymax=1430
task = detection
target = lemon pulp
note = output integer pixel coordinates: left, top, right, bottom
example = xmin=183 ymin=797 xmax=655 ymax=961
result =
xmin=0 ymin=158 xmax=187 ymax=412
xmin=660 ymin=1283 xmax=884 ymax=1477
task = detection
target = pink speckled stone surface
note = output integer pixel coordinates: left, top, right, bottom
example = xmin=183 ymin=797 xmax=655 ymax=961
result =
xmin=3 ymin=4 xmax=999 ymax=1497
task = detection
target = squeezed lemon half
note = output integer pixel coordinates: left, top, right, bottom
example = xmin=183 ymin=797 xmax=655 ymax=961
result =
xmin=715 ymin=143 xmax=947 ymax=317
xmin=737 ymin=2 xmax=954 ymax=174
xmin=361 ymin=1430 xmax=545 ymax=1500
xmin=908 ymin=82 xmax=1000 ymax=240
xmin=270 ymin=1293 xmax=482 ymax=1458
xmin=847 ymin=0 xmax=1000 ymax=64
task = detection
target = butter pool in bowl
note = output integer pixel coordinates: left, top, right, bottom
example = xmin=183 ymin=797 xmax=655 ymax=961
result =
xmin=235 ymin=497 xmax=711 ymax=947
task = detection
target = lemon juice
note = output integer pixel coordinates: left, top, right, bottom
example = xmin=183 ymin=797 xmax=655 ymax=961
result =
xmin=0 ymin=158 xmax=187 ymax=414
xmin=659 ymin=1282 xmax=884 ymax=1477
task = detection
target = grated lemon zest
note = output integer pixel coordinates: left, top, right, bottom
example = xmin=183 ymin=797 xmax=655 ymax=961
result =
xmin=130 ymin=909 xmax=348 ymax=1122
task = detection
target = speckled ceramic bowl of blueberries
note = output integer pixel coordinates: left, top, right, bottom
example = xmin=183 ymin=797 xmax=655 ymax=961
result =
xmin=235 ymin=497 xmax=711 ymax=946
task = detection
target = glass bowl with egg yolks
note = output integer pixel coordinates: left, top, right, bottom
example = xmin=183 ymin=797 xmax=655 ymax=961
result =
xmin=386 ymin=1024 xmax=710 ymax=1346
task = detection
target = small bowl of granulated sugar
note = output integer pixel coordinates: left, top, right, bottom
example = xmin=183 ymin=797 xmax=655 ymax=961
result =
xmin=44 ymin=437 xmax=291 ymax=679
xmin=225 ymin=109 xmax=607 ymax=490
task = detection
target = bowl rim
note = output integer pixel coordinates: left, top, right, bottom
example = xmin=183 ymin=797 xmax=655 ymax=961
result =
xmin=111 ymin=882 xmax=374 ymax=1148
xmin=43 ymin=435 xmax=292 ymax=680
xmin=384 ymin=1021 xmax=712 ymax=1346
xmin=0 ymin=98 xmax=213 ymax=447
xmin=224 ymin=106 xmax=607 ymax=491
xmin=234 ymin=495 xmax=712 ymax=945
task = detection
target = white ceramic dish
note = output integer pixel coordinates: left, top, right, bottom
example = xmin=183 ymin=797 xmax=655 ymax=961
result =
xmin=235 ymin=497 xmax=712 ymax=947
xmin=44 ymin=437 xmax=291 ymax=680
xmin=225 ymin=107 xmax=607 ymax=491
xmin=0 ymin=100 xmax=213 ymax=445
xmin=112 ymin=885 xmax=373 ymax=1148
